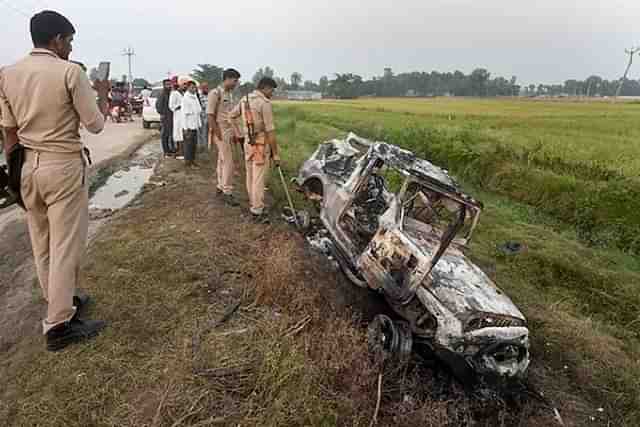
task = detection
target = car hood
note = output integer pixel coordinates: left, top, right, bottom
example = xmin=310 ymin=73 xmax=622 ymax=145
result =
xmin=426 ymin=251 xmax=525 ymax=322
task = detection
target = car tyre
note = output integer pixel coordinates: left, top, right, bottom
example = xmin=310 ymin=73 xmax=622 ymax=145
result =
xmin=367 ymin=314 xmax=413 ymax=366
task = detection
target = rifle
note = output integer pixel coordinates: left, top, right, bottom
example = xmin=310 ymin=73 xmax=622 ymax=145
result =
xmin=243 ymin=94 xmax=256 ymax=145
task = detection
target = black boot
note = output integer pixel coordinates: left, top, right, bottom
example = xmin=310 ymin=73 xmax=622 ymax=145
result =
xmin=73 ymin=291 xmax=92 ymax=317
xmin=46 ymin=314 xmax=107 ymax=352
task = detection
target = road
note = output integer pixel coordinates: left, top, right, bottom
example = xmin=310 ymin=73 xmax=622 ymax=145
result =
xmin=0 ymin=119 xmax=153 ymax=353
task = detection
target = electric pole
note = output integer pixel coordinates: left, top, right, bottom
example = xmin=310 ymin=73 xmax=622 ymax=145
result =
xmin=122 ymin=47 xmax=135 ymax=90
xmin=614 ymin=46 xmax=639 ymax=101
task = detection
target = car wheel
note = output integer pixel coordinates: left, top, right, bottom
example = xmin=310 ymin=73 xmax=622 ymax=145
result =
xmin=142 ymin=120 xmax=150 ymax=129
xmin=367 ymin=314 xmax=413 ymax=366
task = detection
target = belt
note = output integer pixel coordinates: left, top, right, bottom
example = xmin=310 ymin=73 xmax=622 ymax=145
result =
xmin=24 ymin=149 xmax=84 ymax=162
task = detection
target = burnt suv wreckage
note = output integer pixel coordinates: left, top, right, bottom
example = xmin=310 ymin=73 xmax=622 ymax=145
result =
xmin=295 ymin=133 xmax=530 ymax=385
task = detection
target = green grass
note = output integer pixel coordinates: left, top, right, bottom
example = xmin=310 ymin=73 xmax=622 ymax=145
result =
xmin=272 ymin=101 xmax=640 ymax=426
xmin=275 ymin=99 xmax=640 ymax=254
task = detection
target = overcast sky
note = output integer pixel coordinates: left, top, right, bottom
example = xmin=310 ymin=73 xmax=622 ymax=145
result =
xmin=1 ymin=0 xmax=639 ymax=85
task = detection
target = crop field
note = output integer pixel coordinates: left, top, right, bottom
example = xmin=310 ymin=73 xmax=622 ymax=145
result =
xmin=272 ymin=98 xmax=640 ymax=425
xmin=280 ymin=98 xmax=640 ymax=176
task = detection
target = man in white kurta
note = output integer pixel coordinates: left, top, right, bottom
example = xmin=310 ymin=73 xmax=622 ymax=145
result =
xmin=169 ymin=77 xmax=188 ymax=157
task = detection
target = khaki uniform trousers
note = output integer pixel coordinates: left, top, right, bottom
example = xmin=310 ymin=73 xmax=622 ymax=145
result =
xmin=21 ymin=150 xmax=88 ymax=334
xmin=245 ymin=142 xmax=271 ymax=215
xmin=215 ymin=129 xmax=234 ymax=194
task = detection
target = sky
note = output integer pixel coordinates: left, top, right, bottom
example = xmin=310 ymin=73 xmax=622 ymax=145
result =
xmin=1 ymin=0 xmax=639 ymax=86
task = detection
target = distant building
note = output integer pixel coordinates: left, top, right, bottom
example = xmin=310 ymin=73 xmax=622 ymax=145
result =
xmin=286 ymin=90 xmax=322 ymax=101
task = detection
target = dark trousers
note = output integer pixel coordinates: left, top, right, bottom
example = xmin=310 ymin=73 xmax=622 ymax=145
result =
xmin=161 ymin=115 xmax=175 ymax=154
xmin=183 ymin=129 xmax=198 ymax=162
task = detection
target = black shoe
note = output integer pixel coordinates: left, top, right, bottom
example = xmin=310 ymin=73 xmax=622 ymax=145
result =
xmin=46 ymin=315 xmax=106 ymax=352
xmin=223 ymin=194 xmax=239 ymax=207
xmin=251 ymin=213 xmax=270 ymax=224
xmin=73 ymin=291 xmax=92 ymax=316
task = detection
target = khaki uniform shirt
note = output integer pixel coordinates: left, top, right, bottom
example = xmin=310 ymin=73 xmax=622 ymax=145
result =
xmin=0 ymin=49 xmax=104 ymax=153
xmin=207 ymin=86 xmax=237 ymax=132
xmin=234 ymin=90 xmax=275 ymax=139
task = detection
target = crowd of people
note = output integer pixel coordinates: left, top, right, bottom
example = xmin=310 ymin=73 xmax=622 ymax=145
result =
xmin=154 ymin=69 xmax=280 ymax=223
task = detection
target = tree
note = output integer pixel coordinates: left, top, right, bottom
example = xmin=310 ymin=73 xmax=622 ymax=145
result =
xmin=585 ymin=75 xmax=603 ymax=97
xmin=239 ymin=82 xmax=255 ymax=95
xmin=274 ymin=77 xmax=288 ymax=91
xmin=252 ymin=66 xmax=275 ymax=85
xmin=303 ymin=80 xmax=318 ymax=91
xmin=290 ymin=72 xmax=302 ymax=89
xmin=328 ymin=73 xmax=363 ymax=98
xmin=192 ymin=64 xmax=223 ymax=87
xmin=133 ymin=78 xmax=150 ymax=88
xmin=319 ymin=76 xmax=329 ymax=94
xmin=470 ymin=68 xmax=490 ymax=96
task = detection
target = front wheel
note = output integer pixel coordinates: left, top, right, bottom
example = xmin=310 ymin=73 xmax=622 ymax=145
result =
xmin=367 ymin=314 xmax=413 ymax=366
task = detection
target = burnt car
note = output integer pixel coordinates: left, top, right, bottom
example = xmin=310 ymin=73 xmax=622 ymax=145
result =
xmin=295 ymin=133 xmax=530 ymax=384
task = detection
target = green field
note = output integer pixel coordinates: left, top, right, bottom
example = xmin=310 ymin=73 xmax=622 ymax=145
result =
xmin=272 ymin=98 xmax=640 ymax=425
xmin=276 ymin=98 xmax=640 ymax=254
xmin=280 ymin=98 xmax=640 ymax=175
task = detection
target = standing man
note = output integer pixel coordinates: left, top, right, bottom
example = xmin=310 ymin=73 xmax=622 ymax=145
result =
xmin=156 ymin=79 xmax=175 ymax=157
xmin=197 ymin=82 xmax=209 ymax=149
xmin=0 ymin=10 xmax=110 ymax=351
xmin=235 ymin=77 xmax=280 ymax=223
xmin=170 ymin=77 xmax=188 ymax=159
xmin=140 ymin=84 xmax=152 ymax=104
xmin=181 ymin=79 xmax=202 ymax=168
xmin=208 ymin=68 xmax=241 ymax=206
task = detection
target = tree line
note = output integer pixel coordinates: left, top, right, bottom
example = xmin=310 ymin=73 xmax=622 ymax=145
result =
xmin=188 ymin=64 xmax=640 ymax=98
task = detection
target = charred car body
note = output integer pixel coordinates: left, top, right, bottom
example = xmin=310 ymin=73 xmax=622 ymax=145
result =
xmin=296 ymin=133 xmax=530 ymax=385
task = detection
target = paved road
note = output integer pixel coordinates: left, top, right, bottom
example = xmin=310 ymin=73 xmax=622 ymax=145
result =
xmin=0 ymin=118 xmax=153 ymax=352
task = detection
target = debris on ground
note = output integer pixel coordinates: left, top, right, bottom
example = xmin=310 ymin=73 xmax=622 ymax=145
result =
xmin=89 ymin=207 xmax=114 ymax=220
xmin=497 ymin=241 xmax=528 ymax=256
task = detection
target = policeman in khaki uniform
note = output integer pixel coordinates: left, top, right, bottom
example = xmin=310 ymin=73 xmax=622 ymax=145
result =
xmin=233 ymin=77 xmax=280 ymax=223
xmin=0 ymin=11 xmax=110 ymax=351
xmin=208 ymin=68 xmax=241 ymax=206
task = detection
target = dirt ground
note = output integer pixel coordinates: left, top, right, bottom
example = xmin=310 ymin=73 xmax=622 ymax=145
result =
xmin=1 ymin=142 xmax=585 ymax=426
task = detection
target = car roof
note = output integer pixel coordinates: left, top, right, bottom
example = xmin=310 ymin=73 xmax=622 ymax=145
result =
xmin=344 ymin=133 xmax=482 ymax=209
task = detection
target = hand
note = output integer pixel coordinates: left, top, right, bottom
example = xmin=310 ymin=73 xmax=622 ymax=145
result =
xmin=93 ymin=79 xmax=111 ymax=100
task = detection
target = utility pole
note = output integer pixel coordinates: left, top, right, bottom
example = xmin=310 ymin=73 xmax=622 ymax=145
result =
xmin=614 ymin=46 xmax=639 ymax=101
xmin=122 ymin=47 xmax=135 ymax=91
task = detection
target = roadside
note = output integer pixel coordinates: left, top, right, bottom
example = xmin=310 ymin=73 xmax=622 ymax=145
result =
xmin=0 ymin=119 xmax=157 ymax=355
xmin=1 ymin=130 xmax=596 ymax=426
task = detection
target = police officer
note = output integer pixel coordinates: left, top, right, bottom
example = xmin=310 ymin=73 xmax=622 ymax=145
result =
xmin=208 ymin=68 xmax=241 ymax=206
xmin=0 ymin=11 xmax=110 ymax=351
xmin=236 ymin=77 xmax=280 ymax=223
